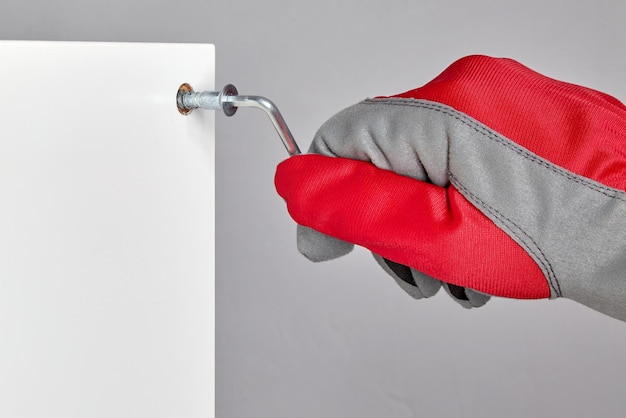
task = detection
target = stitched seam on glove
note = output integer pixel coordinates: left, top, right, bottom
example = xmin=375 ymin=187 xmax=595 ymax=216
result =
xmin=363 ymin=98 xmax=626 ymax=201
xmin=450 ymin=172 xmax=561 ymax=297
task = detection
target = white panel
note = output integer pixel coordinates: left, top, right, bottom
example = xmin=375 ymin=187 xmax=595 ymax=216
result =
xmin=0 ymin=41 xmax=214 ymax=418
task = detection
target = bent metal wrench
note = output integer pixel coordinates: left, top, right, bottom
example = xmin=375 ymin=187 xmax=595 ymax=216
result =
xmin=176 ymin=83 xmax=302 ymax=157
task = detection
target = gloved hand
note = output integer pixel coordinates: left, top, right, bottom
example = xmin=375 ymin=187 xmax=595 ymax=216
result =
xmin=275 ymin=55 xmax=626 ymax=321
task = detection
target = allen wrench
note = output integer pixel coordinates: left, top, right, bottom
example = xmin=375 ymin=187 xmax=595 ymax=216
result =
xmin=177 ymin=83 xmax=302 ymax=156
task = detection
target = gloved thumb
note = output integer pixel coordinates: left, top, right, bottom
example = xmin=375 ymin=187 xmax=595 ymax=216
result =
xmin=275 ymin=153 xmax=550 ymax=300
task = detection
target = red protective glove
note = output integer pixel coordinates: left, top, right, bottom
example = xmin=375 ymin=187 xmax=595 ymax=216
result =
xmin=275 ymin=55 xmax=626 ymax=321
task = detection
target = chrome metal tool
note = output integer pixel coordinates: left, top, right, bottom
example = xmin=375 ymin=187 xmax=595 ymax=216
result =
xmin=177 ymin=83 xmax=301 ymax=156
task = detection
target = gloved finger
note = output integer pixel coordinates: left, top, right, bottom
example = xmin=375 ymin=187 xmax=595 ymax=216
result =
xmin=377 ymin=254 xmax=491 ymax=306
xmin=275 ymin=154 xmax=550 ymax=300
xmin=298 ymin=223 xmax=447 ymax=300
xmin=308 ymin=98 xmax=449 ymax=188
xmin=377 ymin=252 xmax=490 ymax=307
xmin=372 ymin=255 xmax=441 ymax=299
xmin=297 ymin=225 xmax=354 ymax=262
xmin=298 ymin=225 xmax=490 ymax=307
xmin=442 ymin=283 xmax=491 ymax=308
xmin=299 ymin=217 xmax=491 ymax=306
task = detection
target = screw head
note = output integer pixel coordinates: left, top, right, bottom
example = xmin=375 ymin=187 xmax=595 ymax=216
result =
xmin=177 ymin=83 xmax=195 ymax=115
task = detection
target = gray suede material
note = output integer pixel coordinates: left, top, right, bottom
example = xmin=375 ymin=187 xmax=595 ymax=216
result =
xmin=298 ymin=98 xmax=626 ymax=321
xmin=297 ymin=225 xmax=354 ymax=262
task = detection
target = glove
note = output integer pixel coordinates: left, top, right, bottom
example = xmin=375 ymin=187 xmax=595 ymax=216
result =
xmin=275 ymin=55 xmax=626 ymax=321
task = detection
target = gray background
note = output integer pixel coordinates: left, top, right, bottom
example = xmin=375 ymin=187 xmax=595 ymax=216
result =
xmin=2 ymin=1 xmax=626 ymax=417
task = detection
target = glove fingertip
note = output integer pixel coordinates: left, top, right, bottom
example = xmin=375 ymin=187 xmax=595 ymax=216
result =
xmin=443 ymin=283 xmax=491 ymax=308
xmin=373 ymin=255 xmax=442 ymax=299
xmin=297 ymin=225 xmax=354 ymax=262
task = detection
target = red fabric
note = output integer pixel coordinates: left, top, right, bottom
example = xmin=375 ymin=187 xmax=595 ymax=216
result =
xmin=275 ymin=155 xmax=550 ymax=299
xmin=389 ymin=55 xmax=626 ymax=191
